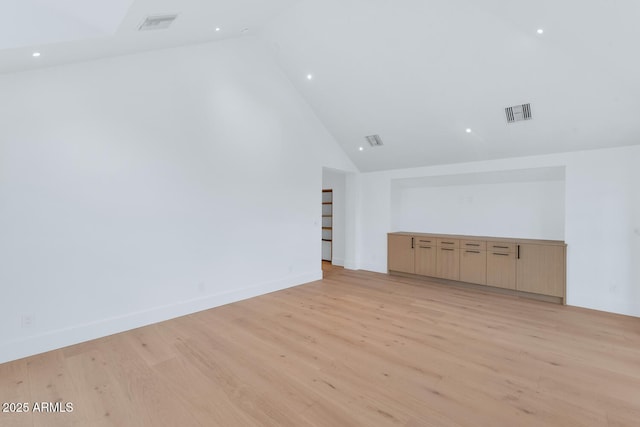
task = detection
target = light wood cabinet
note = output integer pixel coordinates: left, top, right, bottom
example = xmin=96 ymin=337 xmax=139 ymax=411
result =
xmin=486 ymin=250 xmax=516 ymax=290
xmin=388 ymin=232 xmax=566 ymax=304
xmin=436 ymin=246 xmax=459 ymax=280
xmin=388 ymin=234 xmax=414 ymax=274
xmin=460 ymin=248 xmax=487 ymax=285
xmin=516 ymin=243 xmax=566 ymax=298
xmin=415 ymin=242 xmax=437 ymax=277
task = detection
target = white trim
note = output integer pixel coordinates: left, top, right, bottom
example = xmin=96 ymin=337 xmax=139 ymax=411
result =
xmin=0 ymin=271 xmax=321 ymax=364
xmin=343 ymin=259 xmax=359 ymax=270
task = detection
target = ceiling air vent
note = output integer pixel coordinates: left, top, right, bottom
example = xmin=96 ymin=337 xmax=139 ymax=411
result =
xmin=139 ymin=14 xmax=178 ymax=31
xmin=505 ymin=103 xmax=532 ymax=123
xmin=365 ymin=134 xmax=384 ymax=147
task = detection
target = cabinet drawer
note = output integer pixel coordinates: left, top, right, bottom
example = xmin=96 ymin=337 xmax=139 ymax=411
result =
xmin=436 ymin=238 xmax=459 ymax=248
xmin=414 ymin=237 xmax=436 ymax=247
xmin=462 ymin=240 xmax=486 ymax=250
xmin=488 ymin=242 xmax=516 ymax=253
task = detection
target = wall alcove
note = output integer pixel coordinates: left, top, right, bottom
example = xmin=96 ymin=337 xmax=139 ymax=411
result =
xmin=390 ymin=166 xmax=566 ymax=241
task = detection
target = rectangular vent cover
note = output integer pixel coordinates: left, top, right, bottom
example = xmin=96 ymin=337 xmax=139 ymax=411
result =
xmin=139 ymin=14 xmax=178 ymax=31
xmin=365 ymin=134 xmax=384 ymax=147
xmin=505 ymin=103 xmax=532 ymax=123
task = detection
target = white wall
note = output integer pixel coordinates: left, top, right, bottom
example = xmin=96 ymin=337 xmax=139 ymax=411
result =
xmin=322 ymin=168 xmax=346 ymax=266
xmin=343 ymin=172 xmax=361 ymax=270
xmin=0 ymin=37 xmax=356 ymax=363
xmin=565 ymin=149 xmax=640 ymax=316
xmin=393 ymin=180 xmax=565 ymax=240
xmin=356 ymin=146 xmax=640 ymax=317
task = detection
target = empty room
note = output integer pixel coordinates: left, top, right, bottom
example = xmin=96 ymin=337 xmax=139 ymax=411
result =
xmin=1 ymin=1 xmax=639 ymax=426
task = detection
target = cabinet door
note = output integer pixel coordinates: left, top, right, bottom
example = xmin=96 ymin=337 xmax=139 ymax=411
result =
xmin=516 ymin=244 xmax=565 ymax=297
xmin=436 ymin=248 xmax=459 ymax=280
xmin=388 ymin=235 xmax=415 ymax=273
xmin=486 ymin=251 xmax=516 ymax=290
xmin=460 ymin=250 xmax=487 ymax=285
xmin=415 ymin=245 xmax=437 ymax=277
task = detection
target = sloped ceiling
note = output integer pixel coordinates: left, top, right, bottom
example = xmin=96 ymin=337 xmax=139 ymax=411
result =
xmin=2 ymin=0 xmax=640 ymax=172
xmin=0 ymin=0 xmax=298 ymax=74
xmin=1 ymin=0 xmax=134 ymax=50
xmin=260 ymin=0 xmax=640 ymax=171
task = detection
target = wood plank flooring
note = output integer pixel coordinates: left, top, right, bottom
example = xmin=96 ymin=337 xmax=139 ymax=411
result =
xmin=1 ymin=266 xmax=639 ymax=426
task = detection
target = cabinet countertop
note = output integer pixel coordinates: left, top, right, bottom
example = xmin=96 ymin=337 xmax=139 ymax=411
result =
xmin=388 ymin=232 xmax=566 ymax=247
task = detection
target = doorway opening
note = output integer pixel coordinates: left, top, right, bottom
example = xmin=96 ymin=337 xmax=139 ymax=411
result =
xmin=321 ymin=189 xmax=333 ymax=262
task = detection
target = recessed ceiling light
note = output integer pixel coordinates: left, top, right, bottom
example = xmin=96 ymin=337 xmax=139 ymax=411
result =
xmin=32 ymin=52 xmax=41 ymax=57
xmin=359 ymin=147 xmax=364 ymax=151
xmin=465 ymin=128 xmax=472 ymax=133
xmin=537 ymin=28 xmax=544 ymax=34
xmin=215 ymin=27 xmax=221 ymax=32
xmin=307 ymin=74 xmax=313 ymax=80
xmin=241 ymin=28 xmax=249 ymax=34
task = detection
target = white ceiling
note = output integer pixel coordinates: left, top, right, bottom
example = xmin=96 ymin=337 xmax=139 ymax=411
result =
xmin=260 ymin=0 xmax=640 ymax=171
xmin=0 ymin=0 xmax=298 ymax=74
xmin=1 ymin=0 xmax=134 ymax=50
xmin=3 ymin=0 xmax=640 ymax=172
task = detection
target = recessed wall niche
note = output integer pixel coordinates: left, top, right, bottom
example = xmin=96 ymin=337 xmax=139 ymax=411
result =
xmin=390 ymin=166 xmax=566 ymax=240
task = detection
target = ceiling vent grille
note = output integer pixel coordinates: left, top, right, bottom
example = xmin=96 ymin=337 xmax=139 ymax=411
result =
xmin=505 ymin=103 xmax=532 ymax=123
xmin=365 ymin=134 xmax=384 ymax=147
xmin=139 ymin=14 xmax=178 ymax=31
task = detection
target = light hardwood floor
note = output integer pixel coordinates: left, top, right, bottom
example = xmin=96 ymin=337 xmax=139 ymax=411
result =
xmin=1 ymin=266 xmax=639 ymax=426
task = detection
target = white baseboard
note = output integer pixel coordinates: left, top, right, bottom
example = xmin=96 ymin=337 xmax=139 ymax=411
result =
xmin=0 ymin=271 xmax=322 ymax=364
xmin=359 ymin=263 xmax=386 ymax=274
xmin=331 ymin=257 xmax=345 ymax=266
xmin=343 ymin=258 xmax=358 ymax=270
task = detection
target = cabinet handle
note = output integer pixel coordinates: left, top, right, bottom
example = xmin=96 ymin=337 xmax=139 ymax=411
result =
xmin=442 ymin=241 xmax=454 ymax=245
xmin=411 ymin=237 xmax=414 ymax=249
xmin=517 ymin=245 xmax=520 ymax=259
xmin=419 ymin=240 xmax=431 ymax=243
xmin=492 ymin=253 xmax=509 ymax=256
xmin=441 ymin=248 xmax=454 ymax=251
xmin=465 ymin=250 xmax=480 ymax=254
xmin=419 ymin=246 xmax=432 ymax=249
xmin=465 ymin=243 xmax=480 ymax=246
xmin=493 ymin=245 xmax=509 ymax=249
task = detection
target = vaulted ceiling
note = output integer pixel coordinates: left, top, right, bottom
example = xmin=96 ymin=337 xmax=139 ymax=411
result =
xmin=3 ymin=0 xmax=640 ymax=172
xmin=0 ymin=0 xmax=297 ymax=74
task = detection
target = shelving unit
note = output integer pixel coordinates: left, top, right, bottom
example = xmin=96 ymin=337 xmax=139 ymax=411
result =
xmin=322 ymin=189 xmax=333 ymax=262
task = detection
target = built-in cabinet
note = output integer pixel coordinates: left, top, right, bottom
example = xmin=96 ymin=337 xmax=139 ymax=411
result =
xmin=460 ymin=240 xmax=486 ymax=285
xmin=516 ymin=243 xmax=566 ymax=298
xmin=388 ymin=232 xmax=566 ymax=304
xmin=387 ymin=234 xmax=414 ymax=274
xmin=486 ymin=242 xmax=517 ymax=290
xmin=436 ymin=238 xmax=459 ymax=280
xmin=414 ymin=237 xmax=437 ymax=277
